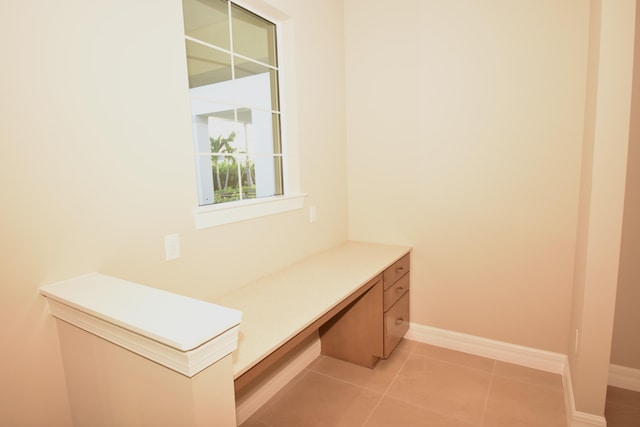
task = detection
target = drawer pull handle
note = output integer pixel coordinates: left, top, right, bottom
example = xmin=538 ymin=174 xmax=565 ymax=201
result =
xmin=396 ymin=267 xmax=404 ymax=273
xmin=396 ymin=287 xmax=404 ymax=292
xmin=395 ymin=317 xmax=404 ymax=325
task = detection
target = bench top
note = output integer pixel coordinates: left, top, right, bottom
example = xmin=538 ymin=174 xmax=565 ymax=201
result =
xmin=215 ymin=241 xmax=411 ymax=378
xmin=40 ymin=273 xmax=242 ymax=377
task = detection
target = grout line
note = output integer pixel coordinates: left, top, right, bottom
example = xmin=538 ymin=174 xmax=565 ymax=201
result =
xmin=478 ymin=359 xmax=497 ymax=427
xmin=361 ymin=342 xmax=418 ymax=426
xmin=307 ymin=367 xmax=379 ymax=391
xmin=381 ymin=347 xmax=415 ymax=396
xmin=360 ymin=393 xmax=384 ymax=427
xmin=390 ymin=341 xmax=494 ymax=426
xmin=410 ymin=340 xmax=498 ymax=375
xmin=491 ymin=361 xmax=566 ymax=391
xmin=303 ymin=357 xmax=388 ymax=427
xmin=410 ymin=351 xmax=495 ymax=376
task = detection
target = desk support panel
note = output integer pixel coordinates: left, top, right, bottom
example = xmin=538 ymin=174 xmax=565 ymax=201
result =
xmin=319 ymin=276 xmax=383 ymax=368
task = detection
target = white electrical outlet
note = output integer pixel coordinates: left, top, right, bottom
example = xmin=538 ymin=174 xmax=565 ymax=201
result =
xmin=310 ymin=206 xmax=317 ymax=223
xmin=165 ymin=234 xmax=180 ymax=261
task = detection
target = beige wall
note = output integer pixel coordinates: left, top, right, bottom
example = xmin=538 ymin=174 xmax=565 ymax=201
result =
xmin=611 ymin=0 xmax=640 ymax=371
xmin=345 ymin=1 xmax=637 ymax=417
xmin=0 ymin=0 xmax=347 ymax=425
xmin=345 ymin=0 xmax=589 ymax=354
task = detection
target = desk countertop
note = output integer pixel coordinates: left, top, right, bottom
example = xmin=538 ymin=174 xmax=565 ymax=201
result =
xmin=215 ymin=241 xmax=411 ymax=378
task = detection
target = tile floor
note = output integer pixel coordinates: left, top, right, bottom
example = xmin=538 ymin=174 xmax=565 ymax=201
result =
xmin=241 ymin=340 xmax=569 ymax=426
xmin=605 ymin=385 xmax=640 ymax=427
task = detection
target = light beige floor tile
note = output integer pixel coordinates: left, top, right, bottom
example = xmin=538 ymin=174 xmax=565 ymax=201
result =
xmin=607 ymin=386 xmax=640 ymax=408
xmin=304 ymin=355 xmax=324 ymax=370
xmin=310 ymin=348 xmax=411 ymax=393
xmin=394 ymin=338 xmax=419 ymax=354
xmin=605 ymin=400 xmax=640 ymax=427
xmin=483 ymin=375 xmax=566 ymax=427
xmin=364 ymin=396 xmax=477 ymax=427
xmin=386 ymin=353 xmax=492 ymax=425
xmin=242 ymin=344 xmax=573 ymax=427
xmin=493 ymin=361 xmax=563 ymax=390
xmin=412 ymin=343 xmax=495 ymax=373
xmin=257 ymin=371 xmax=382 ymax=427
xmin=239 ymin=417 xmax=270 ymax=427
xmin=237 ymin=368 xmax=311 ymax=422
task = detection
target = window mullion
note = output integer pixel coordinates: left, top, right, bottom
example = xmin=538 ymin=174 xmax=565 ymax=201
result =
xmin=236 ymin=158 xmax=244 ymax=200
xmin=184 ymin=36 xmax=277 ymax=73
xmin=228 ymin=1 xmax=235 ymax=82
xmin=228 ymin=1 xmax=239 ymax=130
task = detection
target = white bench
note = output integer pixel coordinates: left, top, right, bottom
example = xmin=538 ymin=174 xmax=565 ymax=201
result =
xmin=215 ymin=241 xmax=412 ymax=392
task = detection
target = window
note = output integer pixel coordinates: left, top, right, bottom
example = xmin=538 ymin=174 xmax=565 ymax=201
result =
xmin=182 ymin=0 xmax=303 ymax=227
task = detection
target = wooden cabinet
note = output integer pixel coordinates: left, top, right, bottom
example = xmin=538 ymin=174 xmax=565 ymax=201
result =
xmin=383 ymin=254 xmax=410 ymax=289
xmin=383 ymin=273 xmax=409 ymax=312
xmin=319 ymin=253 xmax=410 ymax=367
xmin=383 ymin=254 xmax=410 ymax=358
xmin=384 ymin=290 xmax=410 ymax=357
xmin=319 ymin=276 xmax=383 ymax=368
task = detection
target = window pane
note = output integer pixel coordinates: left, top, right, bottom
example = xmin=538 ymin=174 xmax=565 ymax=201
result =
xmin=212 ymin=155 xmax=241 ymax=202
xmin=234 ymin=65 xmax=279 ymax=111
xmin=182 ymin=0 xmax=230 ymax=50
xmin=242 ymin=110 xmax=277 ymax=153
xmin=208 ymin=115 xmax=247 ymax=153
xmin=231 ymin=3 xmax=277 ymax=67
xmin=189 ymin=97 xmax=235 ymax=119
xmin=245 ymin=153 xmax=282 ymax=198
xmin=185 ymin=40 xmax=232 ymax=88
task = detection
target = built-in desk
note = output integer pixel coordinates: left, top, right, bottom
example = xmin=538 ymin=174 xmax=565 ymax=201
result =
xmin=215 ymin=241 xmax=411 ymax=392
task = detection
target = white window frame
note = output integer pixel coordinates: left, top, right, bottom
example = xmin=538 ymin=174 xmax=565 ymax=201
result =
xmin=185 ymin=0 xmax=306 ymax=229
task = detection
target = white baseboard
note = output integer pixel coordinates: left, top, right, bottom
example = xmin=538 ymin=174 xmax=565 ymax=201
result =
xmin=609 ymin=363 xmax=640 ymax=392
xmin=563 ymin=363 xmax=607 ymax=427
xmin=407 ymin=323 xmax=610 ymax=427
xmin=235 ymin=334 xmax=321 ymax=425
xmin=570 ymin=412 xmax=608 ymax=427
xmin=406 ymin=322 xmax=567 ymax=374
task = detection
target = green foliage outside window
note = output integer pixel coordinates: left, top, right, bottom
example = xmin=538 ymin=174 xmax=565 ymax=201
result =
xmin=210 ymin=132 xmax=256 ymax=203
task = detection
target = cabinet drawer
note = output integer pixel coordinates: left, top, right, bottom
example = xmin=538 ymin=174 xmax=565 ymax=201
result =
xmin=383 ymin=273 xmax=409 ymax=312
xmin=383 ymin=254 xmax=410 ymax=290
xmin=383 ymin=292 xmax=410 ymax=358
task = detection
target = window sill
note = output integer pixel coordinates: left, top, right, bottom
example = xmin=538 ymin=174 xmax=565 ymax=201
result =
xmin=193 ymin=193 xmax=307 ymax=229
